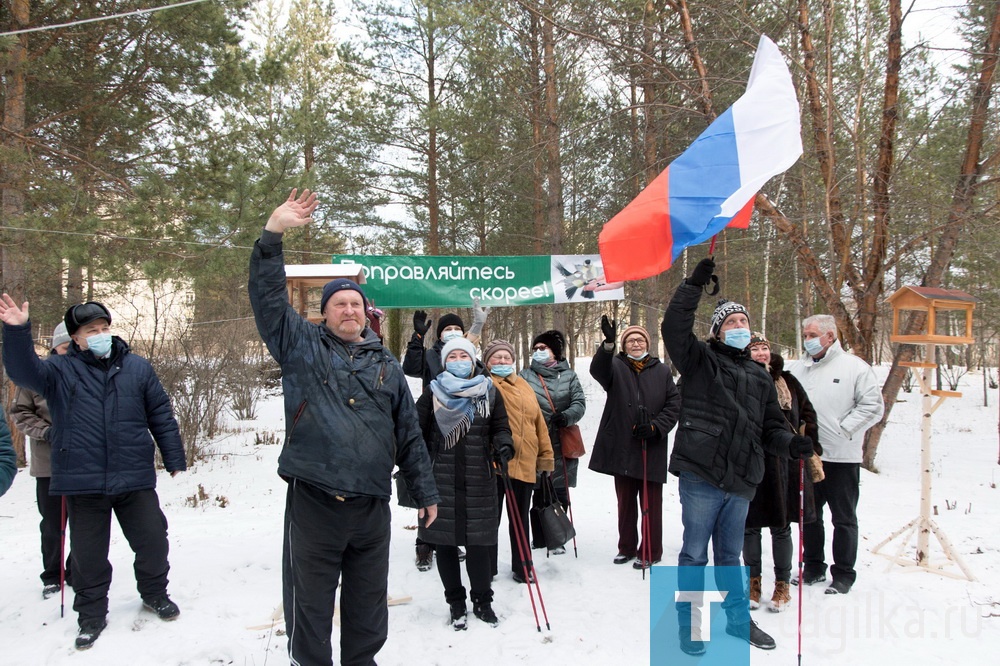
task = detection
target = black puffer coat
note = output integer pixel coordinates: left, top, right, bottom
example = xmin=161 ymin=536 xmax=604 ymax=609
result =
xmin=662 ymin=282 xmax=796 ymax=501
xmin=746 ymin=353 xmax=821 ymax=527
xmin=416 ymin=378 xmax=514 ymax=547
xmin=589 ymin=344 xmax=680 ymax=484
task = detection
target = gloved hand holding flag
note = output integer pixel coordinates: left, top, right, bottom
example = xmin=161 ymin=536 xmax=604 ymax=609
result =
xmin=598 ymin=35 xmax=803 ymax=282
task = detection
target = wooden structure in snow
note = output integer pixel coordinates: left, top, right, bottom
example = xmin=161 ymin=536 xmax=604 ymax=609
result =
xmin=872 ymin=286 xmax=979 ymax=581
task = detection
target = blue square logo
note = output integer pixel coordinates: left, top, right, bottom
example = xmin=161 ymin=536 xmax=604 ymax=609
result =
xmin=650 ymin=566 xmax=751 ymax=665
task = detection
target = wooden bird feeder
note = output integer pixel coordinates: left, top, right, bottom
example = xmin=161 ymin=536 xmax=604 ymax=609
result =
xmin=887 ymin=286 xmax=977 ymax=345
xmin=285 ymin=264 xmax=366 ymax=323
xmin=872 ymin=285 xmax=979 ymax=581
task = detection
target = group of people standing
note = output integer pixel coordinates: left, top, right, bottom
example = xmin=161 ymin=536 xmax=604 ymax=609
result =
xmin=0 ymin=190 xmax=884 ymax=665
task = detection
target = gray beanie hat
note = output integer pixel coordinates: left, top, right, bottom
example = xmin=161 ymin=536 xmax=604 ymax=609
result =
xmin=51 ymin=322 xmax=71 ymax=350
xmin=441 ymin=337 xmax=477 ymax=364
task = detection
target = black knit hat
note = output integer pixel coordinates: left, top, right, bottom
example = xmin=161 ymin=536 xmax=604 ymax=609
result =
xmin=532 ymin=330 xmax=566 ymax=361
xmin=710 ymin=299 xmax=751 ymax=338
xmin=436 ymin=313 xmax=466 ymax=340
xmin=321 ymin=278 xmax=367 ymax=313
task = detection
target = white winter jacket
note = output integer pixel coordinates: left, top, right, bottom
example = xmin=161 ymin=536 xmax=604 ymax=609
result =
xmin=787 ymin=340 xmax=884 ymax=463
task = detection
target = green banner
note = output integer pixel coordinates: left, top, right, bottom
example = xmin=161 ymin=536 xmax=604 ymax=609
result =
xmin=331 ymin=254 xmax=625 ymax=309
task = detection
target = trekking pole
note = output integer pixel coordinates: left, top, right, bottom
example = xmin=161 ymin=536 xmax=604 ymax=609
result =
xmin=60 ymin=496 xmax=67 ymax=619
xmin=559 ymin=454 xmax=579 ymax=558
xmin=500 ymin=465 xmax=548 ymax=631
xmin=797 ymin=458 xmax=805 ymax=666
xmin=640 ymin=441 xmax=654 ymax=580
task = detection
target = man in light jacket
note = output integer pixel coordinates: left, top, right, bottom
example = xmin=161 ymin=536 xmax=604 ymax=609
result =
xmin=787 ymin=314 xmax=884 ymax=595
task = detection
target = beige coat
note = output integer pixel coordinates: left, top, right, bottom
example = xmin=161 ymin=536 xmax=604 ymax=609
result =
xmin=492 ymin=373 xmax=555 ymax=483
xmin=11 ymin=386 xmax=53 ymax=477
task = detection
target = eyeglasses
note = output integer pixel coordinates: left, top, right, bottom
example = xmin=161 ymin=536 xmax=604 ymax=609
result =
xmin=624 ymin=338 xmax=646 ymax=346
xmin=68 ymin=302 xmax=111 ymax=328
xmin=532 ymin=345 xmax=549 ymax=352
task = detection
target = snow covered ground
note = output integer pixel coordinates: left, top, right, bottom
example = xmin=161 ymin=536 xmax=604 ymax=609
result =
xmin=1 ymin=358 xmax=998 ymax=665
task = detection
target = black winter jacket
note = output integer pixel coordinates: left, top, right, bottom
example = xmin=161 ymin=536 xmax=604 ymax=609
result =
xmin=2 ymin=326 xmax=185 ymax=495
xmin=249 ymin=231 xmax=440 ymax=506
xmin=416 ymin=379 xmax=513 ymax=547
xmin=402 ymin=334 xmax=444 ymax=390
xmin=746 ymin=353 xmax=821 ymax=528
xmin=662 ymin=282 xmax=796 ymax=500
xmin=589 ymin=344 xmax=680 ymax=484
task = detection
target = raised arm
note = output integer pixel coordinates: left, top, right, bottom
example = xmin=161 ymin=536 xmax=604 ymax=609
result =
xmin=249 ymin=190 xmax=319 ymax=363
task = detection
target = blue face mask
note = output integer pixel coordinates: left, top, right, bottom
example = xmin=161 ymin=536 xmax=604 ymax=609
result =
xmin=491 ymin=364 xmax=515 ymax=377
xmin=441 ymin=330 xmax=463 ymax=343
xmin=804 ymin=337 xmax=825 ymax=357
xmin=722 ymin=328 xmax=751 ymax=350
xmin=531 ymin=350 xmax=550 ymax=364
xmin=446 ymin=360 xmax=473 ymax=378
xmin=627 ymin=351 xmax=649 ymax=361
xmin=86 ymin=333 xmax=113 ymax=358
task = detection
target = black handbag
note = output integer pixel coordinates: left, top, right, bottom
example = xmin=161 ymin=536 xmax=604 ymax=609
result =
xmin=529 ymin=474 xmax=576 ymax=550
xmin=394 ymin=471 xmax=419 ymax=509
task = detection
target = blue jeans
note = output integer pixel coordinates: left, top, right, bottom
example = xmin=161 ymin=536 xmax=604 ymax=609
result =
xmin=676 ymin=472 xmax=751 ymax=627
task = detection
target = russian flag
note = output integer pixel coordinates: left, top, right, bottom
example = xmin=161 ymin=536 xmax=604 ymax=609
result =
xmin=599 ymin=35 xmax=802 ymax=282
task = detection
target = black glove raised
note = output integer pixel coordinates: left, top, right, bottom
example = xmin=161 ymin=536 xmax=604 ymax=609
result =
xmin=790 ymin=434 xmax=815 ymax=459
xmin=633 ymin=423 xmax=656 ymax=440
xmin=552 ymin=411 xmax=568 ymax=428
xmin=687 ymin=257 xmax=716 ymax=287
xmin=413 ymin=310 xmax=431 ymax=336
xmin=601 ymin=315 xmax=616 ymax=344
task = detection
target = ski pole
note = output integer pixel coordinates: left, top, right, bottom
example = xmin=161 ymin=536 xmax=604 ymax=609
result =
xmin=797 ymin=458 xmax=805 ymax=665
xmin=559 ymin=454 xmax=578 ymax=558
xmin=60 ymin=496 xmax=67 ymax=619
xmin=500 ymin=464 xmax=547 ymax=631
xmin=640 ymin=441 xmax=652 ymax=580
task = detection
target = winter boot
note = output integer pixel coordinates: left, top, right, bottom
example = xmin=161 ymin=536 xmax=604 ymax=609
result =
xmin=726 ymin=619 xmax=776 ymax=650
xmin=75 ymin=618 xmax=108 ymax=650
xmin=143 ymin=594 xmax=181 ymax=621
xmin=748 ymin=575 xmax=762 ymax=610
xmin=471 ymin=591 xmax=498 ymax=627
xmin=415 ymin=543 xmax=433 ymax=572
xmin=769 ymin=581 xmax=791 ymax=612
xmin=42 ymin=584 xmax=60 ymax=600
xmin=449 ymin=601 xmax=468 ymax=630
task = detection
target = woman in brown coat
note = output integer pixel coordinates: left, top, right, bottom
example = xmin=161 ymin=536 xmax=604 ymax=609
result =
xmin=482 ymin=340 xmax=555 ymax=583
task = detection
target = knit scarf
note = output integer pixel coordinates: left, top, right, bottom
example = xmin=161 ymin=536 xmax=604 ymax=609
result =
xmin=430 ymin=372 xmax=493 ymax=449
xmin=626 ymin=354 xmax=653 ymax=374
xmin=774 ymin=375 xmax=792 ymax=411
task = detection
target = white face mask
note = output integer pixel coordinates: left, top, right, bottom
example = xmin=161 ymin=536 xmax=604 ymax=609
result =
xmin=804 ymin=337 xmax=825 ymax=357
xmin=441 ymin=330 xmax=463 ymax=343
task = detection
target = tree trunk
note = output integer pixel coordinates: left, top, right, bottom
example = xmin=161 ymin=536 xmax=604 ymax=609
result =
xmin=863 ymin=5 xmax=1000 ymax=469
xmin=541 ymin=2 xmax=565 ymax=333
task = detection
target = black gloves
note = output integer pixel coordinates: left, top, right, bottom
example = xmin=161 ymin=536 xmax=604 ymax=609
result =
xmin=633 ymin=423 xmax=656 ymax=440
xmin=495 ymin=443 xmax=515 ymax=463
xmin=552 ymin=411 xmax=568 ymax=428
xmin=687 ymin=257 xmax=716 ymax=287
xmin=413 ymin=310 xmax=431 ymax=337
xmin=601 ymin=315 xmax=616 ymax=344
xmin=790 ymin=435 xmax=815 ymax=459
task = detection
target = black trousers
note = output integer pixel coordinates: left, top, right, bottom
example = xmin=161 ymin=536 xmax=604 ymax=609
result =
xmin=67 ymin=489 xmax=170 ymax=622
xmin=436 ymin=544 xmax=493 ymax=605
xmin=743 ymin=525 xmax=792 ymax=582
xmin=283 ymin=480 xmax=390 ymax=666
xmin=492 ymin=476 xmax=532 ymax=576
xmin=802 ymin=462 xmax=860 ymax=586
xmin=36 ymin=477 xmax=71 ymax=586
